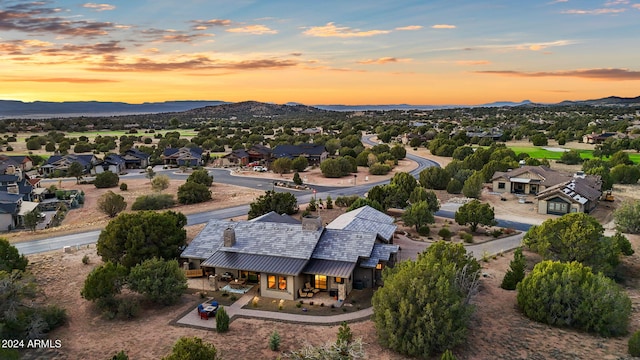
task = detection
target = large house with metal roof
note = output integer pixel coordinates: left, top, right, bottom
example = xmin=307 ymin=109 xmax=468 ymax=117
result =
xmin=536 ymin=176 xmax=602 ymax=215
xmin=181 ymin=206 xmax=399 ymax=301
xmin=272 ymin=143 xmax=328 ymax=165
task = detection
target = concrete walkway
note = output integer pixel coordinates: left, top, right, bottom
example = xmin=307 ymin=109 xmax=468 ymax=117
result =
xmin=176 ymin=291 xmax=374 ymax=330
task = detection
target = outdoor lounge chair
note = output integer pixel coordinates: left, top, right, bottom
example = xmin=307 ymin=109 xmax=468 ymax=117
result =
xmin=298 ymin=289 xmax=310 ymax=298
xmin=305 ymin=282 xmax=320 ymax=294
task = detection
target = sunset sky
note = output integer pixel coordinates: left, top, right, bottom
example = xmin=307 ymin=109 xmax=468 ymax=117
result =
xmin=1 ymin=0 xmax=639 ymax=105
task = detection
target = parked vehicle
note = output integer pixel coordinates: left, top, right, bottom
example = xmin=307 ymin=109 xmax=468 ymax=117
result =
xmin=253 ymin=166 xmax=267 ymax=172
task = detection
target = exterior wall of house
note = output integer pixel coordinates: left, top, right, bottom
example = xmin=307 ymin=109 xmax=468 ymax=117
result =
xmin=353 ymin=267 xmax=375 ymax=289
xmin=0 ymin=213 xmax=14 ymax=231
xmin=492 ymin=179 xmax=509 ymax=193
xmin=538 ymin=198 xmax=584 ymax=215
xmin=260 ymin=273 xmax=295 ymax=301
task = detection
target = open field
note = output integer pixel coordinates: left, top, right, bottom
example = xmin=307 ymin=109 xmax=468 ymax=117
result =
xmin=506 ymin=145 xmax=640 ymax=163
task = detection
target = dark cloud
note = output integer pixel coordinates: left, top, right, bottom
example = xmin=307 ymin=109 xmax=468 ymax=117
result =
xmin=40 ymin=41 xmax=125 ymax=55
xmin=140 ymin=28 xmax=213 ymax=43
xmin=88 ymin=56 xmax=298 ymax=72
xmin=0 ymin=1 xmax=116 ymax=37
xmin=475 ymin=68 xmax=640 ymax=80
xmin=191 ymin=18 xmax=232 ymax=30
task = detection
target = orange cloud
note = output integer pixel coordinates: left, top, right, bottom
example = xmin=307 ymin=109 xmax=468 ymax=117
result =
xmin=395 ymin=25 xmax=423 ymax=31
xmin=82 ymin=3 xmax=115 ymax=11
xmin=475 ymin=68 xmax=640 ymax=80
xmin=432 ymin=24 xmax=456 ymax=29
xmin=456 ymin=60 xmax=490 ymax=66
xmin=226 ymin=25 xmax=277 ymax=35
xmin=4 ymin=76 xmax=117 ymax=83
xmin=303 ymin=22 xmax=390 ymax=38
xmin=357 ymin=57 xmax=410 ymax=65
xmin=88 ymin=56 xmax=299 ymax=72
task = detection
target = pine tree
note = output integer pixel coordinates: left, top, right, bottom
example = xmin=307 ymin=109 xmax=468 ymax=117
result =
xmin=501 ymin=247 xmax=525 ymax=290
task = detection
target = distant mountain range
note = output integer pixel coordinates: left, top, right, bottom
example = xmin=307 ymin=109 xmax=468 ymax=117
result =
xmin=1 ymin=96 xmax=638 ymax=118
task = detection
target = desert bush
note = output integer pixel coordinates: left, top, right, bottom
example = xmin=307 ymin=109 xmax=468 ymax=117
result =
xmin=418 ymin=225 xmax=430 ymax=236
xmin=369 ymin=163 xmax=392 ymax=175
xmin=438 ymin=227 xmax=452 ymax=240
xmin=335 ymin=195 xmax=360 ymax=207
xmin=500 ymin=248 xmax=525 ymax=290
xmin=117 ymin=297 xmax=141 ymax=320
xmin=94 ymin=171 xmax=119 ymax=188
xmin=460 ymin=232 xmax=473 ymax=243
xmin=177 ymin=182 xmax=211 ymax=204
xmin=216 ymin=307 xmax=229 ymax=333
xmin=517 ymin=260 xmax=631 ymax=336
xmin=629 ymin=330 xmax=640 ymax=357
xmin=491 ymin=228 xmax=503 ymax=238
xmin=119 ymin=183 xmax=128 ymax=191
xmin=82 ymin=255 xmax=90 ymax=265
xmin=269 ymin=330 xmax=281 ymax=351
xmin=131 ymin=193 xmax=176 ymax=210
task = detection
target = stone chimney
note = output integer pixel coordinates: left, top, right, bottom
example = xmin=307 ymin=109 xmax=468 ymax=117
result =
xmin=301 ymin=216 xmax=322 ymax=231
xmin=223 ymin=227 xmax=236 ymax=247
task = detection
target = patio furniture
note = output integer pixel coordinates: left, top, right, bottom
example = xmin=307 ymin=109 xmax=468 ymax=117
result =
xmin=305 ymin=282 xmax=321 ymax=294
xmin=298 ymin=289 xmax=310 ymax=298
xmin=229 ymin=279 xmax=246 ymax=289
xmin=220 ymin=272 xmax=234 ymax=282
xmin=197 ymin=304 xmax=209 ymax=320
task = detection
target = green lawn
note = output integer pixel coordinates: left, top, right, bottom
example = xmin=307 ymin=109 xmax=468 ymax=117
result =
xmin=507 ymin=146 xmax=640 ymax=163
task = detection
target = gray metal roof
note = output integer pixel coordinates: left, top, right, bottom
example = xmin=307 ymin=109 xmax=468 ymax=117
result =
xmin=303 ymin=259 xmax=356 ymax=278
xmin=202 ymin=252 xmax=308 ymax=276
xmin=326 ymin=206 xmax=396 ymax=241
xmin=311 ymin=229 xmax=376 ymax=263
xmin=360 ymin=243 xmax=400 ymax=268
xmin=181 ymin=219 xmax=322 ymax=260
xmin=250 ymin=211 xmax=301 ymax=224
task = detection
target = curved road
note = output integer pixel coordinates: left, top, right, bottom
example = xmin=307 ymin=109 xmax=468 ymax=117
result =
xmin=16 ymin=138 xmax=532 ymax=255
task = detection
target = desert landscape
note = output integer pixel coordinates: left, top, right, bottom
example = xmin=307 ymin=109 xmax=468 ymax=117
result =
xmin=12 ymin=151 xmax=640 ymax=360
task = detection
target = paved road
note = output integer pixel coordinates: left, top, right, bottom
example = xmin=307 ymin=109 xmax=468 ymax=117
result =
xmin=16 ymin=138 xmax=534 ymax=255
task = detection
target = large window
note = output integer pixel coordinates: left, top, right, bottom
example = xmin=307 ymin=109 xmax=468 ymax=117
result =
xmin=315 ymin=275 xmax=327 ymax=290
xmin=498 ymin=182 xmax=505 ymax=189
xmin=267 ymin=274 xmax=287 ymax=291
xmin=547 ymin=201 xmax=568 ymax=214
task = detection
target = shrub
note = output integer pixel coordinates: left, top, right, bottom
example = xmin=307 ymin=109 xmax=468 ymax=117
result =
xmin=500 ymin=247 xmax=525 ymax=290
xmin=325 ymin=195 xmax=333 ymax=209
xmin=460 ymin=232 xmax=473 ymax=243
xmin=629 ymin=330 xmax=640 ymax=357
xmin=335 ymin=195 xmax=360 ymax=208
xmin=120 ymin=183 xmax=128 ymax=191
xmin=177 ymin=181 xmax=212 ymax=204
xmin=94 ymin=171 xmax=119 ymax=188
xmin=117 ymin=297 xmax=141 ymax=320
xmin=491 ymin=228 xmax=503 ymax=238
xmin=369 ymin=162 xmax=392 ymax=175
xmin=216 ymin=307 xmax=229 ymax=332
xmin=418 ymin=225 xmax=430 ymax=236
xmin=441 ymin=349 xmax=457 ymax=360
xmin=131 ymin=193 xmax=176 ymax=210
xmin=438 ymin=227 xmax=452 ymax=240
xmin=82 ymin=254 xmax=90 ymax=265
xmin=517 ymin=260 xmax=631 ymax=336
xmin=39 ymin=305 xmax=68 ymax=330
xmin=269 ymin=330 xmax=281 ymax=351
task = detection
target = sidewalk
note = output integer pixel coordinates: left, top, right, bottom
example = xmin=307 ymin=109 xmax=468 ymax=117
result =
xmin=175 ymin=292 xmax=374 ymax=330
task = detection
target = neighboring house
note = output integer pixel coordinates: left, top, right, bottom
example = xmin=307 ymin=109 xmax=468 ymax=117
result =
xmin=40 ymin=154 xmax=99 ymax=175
xmin=582 ymin=132 xmax=619 ymax=144
xmin=162 ymin=147 xmax=203 ymax=167
xmin=0 ymin=174 xmax=34 ymax=202
xmin=272 ymin=144 xmax=328 ymax=165
xmin=0 ymin=155 xmax=33 ymax=172
xmin=247 ymin=144 xmax=272 ymax=164
xmin=536 ymin=176 xmax=602 ymax=215
xmin=220 ymin=148 xmax=249 ymax=167
xmin=491 ymin=166 xmax=577 ymax=195
xmin=95 ymin=154 xmax=126 ymax=174
xmin=181 ymin=206 xmax=399 ymax=301
xmin=122 ymin=148 xmax=151 ymax=169
xmin=298 ymin=128 xmax=322 ymax=136
xmin=0 ymin=192 xmax=22 ymax=231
